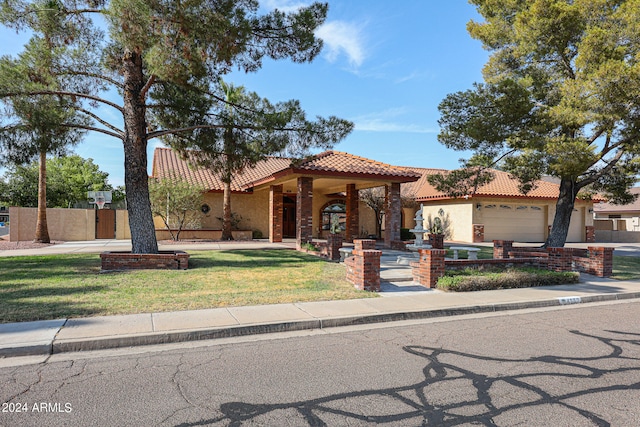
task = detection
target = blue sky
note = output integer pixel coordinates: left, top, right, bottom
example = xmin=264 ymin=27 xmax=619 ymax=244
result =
xmin=0 ymin=1 xmax=488 ymax=187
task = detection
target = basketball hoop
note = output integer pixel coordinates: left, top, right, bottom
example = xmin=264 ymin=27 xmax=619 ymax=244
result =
xmin=96 ymin=196 xmax=106 ymax=210
xmin=88 ymin=191 xmax=112 ymax=210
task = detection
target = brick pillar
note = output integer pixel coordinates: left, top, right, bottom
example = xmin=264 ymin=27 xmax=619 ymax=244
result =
xmin=585 ymin=226 xmax=595 ymax=243
xmin=296 ymin=177 xmax=313 ymax=248
xmin=345 ymin=239 xmax=381 ymax=292
xmin=346 ymin=184 xmax=359 ymax=243
xmin=427 ymin=233 xmax=444 ymax=249
xmin=473 ymin=224 xmax=484 ymax=243
xmin=326 ymin=233 xmax=343 ymax=261
xmin=384 ymin=183 xmax=401 ymax=248
xmin=493 ymin=240 xmax=514 ymax=259
xmin=411 ymin=248 xmax=446 ymax=288
xmin=588 ymin=246 xmax=614 ymax=277
xmin=269 ymin=185 xmax=283 ymax=243
xmin=547 ymin=247 xmax=573 ymax=272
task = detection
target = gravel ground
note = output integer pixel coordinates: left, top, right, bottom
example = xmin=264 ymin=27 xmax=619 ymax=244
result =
xmin=0 ymin=238 xmax=63 ymax=251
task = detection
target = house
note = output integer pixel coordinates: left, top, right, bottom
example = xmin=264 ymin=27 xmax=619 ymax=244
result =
xmin=592 ymin=187 xmax=640 ymax=243
xmin=404 ymin=168 xmax=597 ymax=243
xmin=152 ymin=148 xmax=599 ymax=245
xmin=151 ymin=148 xmax=421 ymax=247
xmin=0 ymin=206 xmax=8 ymax=223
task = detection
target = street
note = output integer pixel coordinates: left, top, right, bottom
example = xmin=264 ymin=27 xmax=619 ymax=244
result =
xmin=1 ymin=301 xmax=640 ymax=426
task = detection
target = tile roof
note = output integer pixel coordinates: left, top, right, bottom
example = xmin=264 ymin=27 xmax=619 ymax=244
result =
xmin=151 ymin=148 xmax=421 ymax=192
xmin=408 ymin=168 xmax=569 ymax=200
xmin=290 ymin=151 xmax=422 ymax=179
xmin=594 ymin=187 xmax=640 ymax=213
xmin=151 ymin=148 xmax=291 ymax=192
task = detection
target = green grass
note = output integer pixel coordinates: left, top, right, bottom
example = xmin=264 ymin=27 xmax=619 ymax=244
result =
xmin=0 ymin=250 xmax=374 ymax=323
xmin=612 ymin=256 xmax=640 ymax=281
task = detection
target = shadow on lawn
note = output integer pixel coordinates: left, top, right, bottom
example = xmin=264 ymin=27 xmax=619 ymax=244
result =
xmin=0 ymin=285 xmax=108 ymax=323
xmin=188 ymin=249 xmax=326 ymax=270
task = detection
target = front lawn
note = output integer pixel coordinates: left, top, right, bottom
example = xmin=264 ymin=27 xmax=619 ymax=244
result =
xmin=0 ymin=249 xmax=374 ymax=323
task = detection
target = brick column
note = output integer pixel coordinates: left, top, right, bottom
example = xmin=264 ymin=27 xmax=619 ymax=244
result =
xmin=269 ymin=185 xmax=283 ymax=243
xmin=346 ymin=183 xmax=359 ymax=243
xmin=326 ymin=233 xmax=343 ymax=261
xmin=411 ymin=248 xmax=446 ymax=288
xmin=585 ymin=226 xmax=595 ymax=243
xmin=384 ymin=183 xmax=401 ymax=248
xmin=587 ymin=246 xmax=614 ymax=277
xmin=296 ymin=177 xmax=313 ymax=248
xmin=473 ymin=224 xmax=484 ymax=243
xmin=493 ymin=240 xmax=514 ymax=259
xmin=547 ymin=247 xmax=573 ymax=272
xmin=345 ymin=239 xmax=381 ymax=292
xmin=427 ymin=233 xmax=444 ymax=249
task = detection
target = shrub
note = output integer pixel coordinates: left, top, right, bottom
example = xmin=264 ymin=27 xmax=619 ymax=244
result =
xmin=400 ymin=228 xmax=415 ymax=241
xmin=252 ymin=229 xmax=263 ymax=239
xmin=436 ymin=267 xmax=579 ymax=292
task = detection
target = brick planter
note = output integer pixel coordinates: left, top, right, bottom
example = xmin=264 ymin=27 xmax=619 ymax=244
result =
xmin=101 ymin=251 xmax=190 ymax=271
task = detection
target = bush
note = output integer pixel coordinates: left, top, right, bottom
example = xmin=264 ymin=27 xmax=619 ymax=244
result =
xmin=252 ymin=229 xmax=263 ymax=239
xmin=400 ymin=228 xmax=415 ymax=241
xmin=436 ymin=267 xmax=580 ymax=292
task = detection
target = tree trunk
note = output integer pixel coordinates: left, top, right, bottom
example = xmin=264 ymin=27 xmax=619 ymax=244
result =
xmin=34 ymin=149 xmax=50 ymax=243
xmin=122 ymin=49 xmax=158 ymax=254
xmin=544 ymin=178 xmax=578 ymax=248
xmin=221 ymin=180 xmax=234 ymax=240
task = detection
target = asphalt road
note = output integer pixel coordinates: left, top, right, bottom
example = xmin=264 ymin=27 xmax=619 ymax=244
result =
xmin=1 ymin=301 xmax=639 ymax=426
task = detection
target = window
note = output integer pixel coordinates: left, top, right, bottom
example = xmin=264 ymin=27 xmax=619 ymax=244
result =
xmin=321 ymin=202 xmax=346 ymax=231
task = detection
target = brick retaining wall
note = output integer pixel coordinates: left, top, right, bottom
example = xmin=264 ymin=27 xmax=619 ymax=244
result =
xmin=101 ymin=251 xmax=190 ymax=270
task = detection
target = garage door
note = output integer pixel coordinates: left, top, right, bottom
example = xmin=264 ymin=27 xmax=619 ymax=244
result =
xmin=482 ymin=203 xmax=546 ymax=242
xmin=567 ymin=208 xmax=584 ymax=242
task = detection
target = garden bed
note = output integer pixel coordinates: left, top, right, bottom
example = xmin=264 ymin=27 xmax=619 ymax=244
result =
xmin=436 ymin=267 xmax=580 ymax=292
xmin=100 ymin=250 xmax=190 ymax=270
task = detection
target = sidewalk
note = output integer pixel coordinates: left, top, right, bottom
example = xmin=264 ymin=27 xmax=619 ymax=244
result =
xmin=2 ymin=240 xmax=640 ymax=359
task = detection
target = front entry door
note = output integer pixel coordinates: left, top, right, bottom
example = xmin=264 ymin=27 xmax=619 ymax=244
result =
xmin=96 ymin=209 xmax=116 ymax=239
xmin=282 ymin=196 xmax=297 ymax=238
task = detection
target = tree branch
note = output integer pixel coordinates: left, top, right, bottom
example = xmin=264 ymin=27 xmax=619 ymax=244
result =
xmin=76 ymin=108 xmax=123 ymax=135
xmin=60 ymin=122 xmax=123 ymax=140
xmin=2 ymin=90 xmax=124 ymax=113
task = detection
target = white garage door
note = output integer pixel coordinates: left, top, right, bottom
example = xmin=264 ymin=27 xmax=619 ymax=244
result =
xmin=567 ymin=208 xmax=584 ymax=242
xmin=482 ymin=203 xmax=546 ymax=242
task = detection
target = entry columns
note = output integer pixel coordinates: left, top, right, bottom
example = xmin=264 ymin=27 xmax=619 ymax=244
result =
xmin=296 ymin=177 xmax=313 ymax=248
xmin=269 ymin=185 xmax=283 ymax=243
xmin=384 ymin=183 xmax=401 ymax=248
xmin=345 ymin=184 xmax=359 ymax=243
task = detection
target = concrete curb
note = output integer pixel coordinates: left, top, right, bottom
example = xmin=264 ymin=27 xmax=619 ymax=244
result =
xmin=35 ymin=291 xmax=640 ymax=356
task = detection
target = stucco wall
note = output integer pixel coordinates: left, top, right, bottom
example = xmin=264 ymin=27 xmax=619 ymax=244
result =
xmin=9 ymin=207 xmax=130 ymax=241
xmin=420 ymin=201 xmax=474 ymax=242
xmin=418 ymin=198 xmax=594 ymax=243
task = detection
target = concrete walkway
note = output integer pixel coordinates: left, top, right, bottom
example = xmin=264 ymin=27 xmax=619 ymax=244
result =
xmin=1 ymin=240 xmax=640 ymax=358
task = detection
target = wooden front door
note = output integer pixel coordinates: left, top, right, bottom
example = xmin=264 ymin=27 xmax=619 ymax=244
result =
xmin=96 ymin=209 xmax=116 ymax=239
xmin=283 ymin=196 xmax=297 ymax=238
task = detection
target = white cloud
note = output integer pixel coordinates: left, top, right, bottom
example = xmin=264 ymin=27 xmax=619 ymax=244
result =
xmin=352 ymin=109 xmax=437 ymax=134
xmin=315 ymin=21 xmax=366 ymax=67
xmin=263 ymin=0 xmax=309 ymax=13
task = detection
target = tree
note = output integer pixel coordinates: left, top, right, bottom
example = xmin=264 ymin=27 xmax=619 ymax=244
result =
xmin=429 ymin=0 xmax=640 ymax=247
xmin=359 ymin=187 xmax=385 ymax=239
xmin=360 ymin=186 xmax=418 ymax=239
xmin=167 ymin=80 xmax=353 ymax=240
xmin=148 ymin=177 xmax=204 ymax=241
xmin=1 ymin=1 xmax=333 ymax=253
xmin=0 ymin=0 xmax=90 ymax=242
xmin=1 ymin=155 xmax=116 ymax=208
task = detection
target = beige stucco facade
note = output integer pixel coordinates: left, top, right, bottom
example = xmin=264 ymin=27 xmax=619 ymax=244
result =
xmin=415 ymin=198 xmax=594 ymax=243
